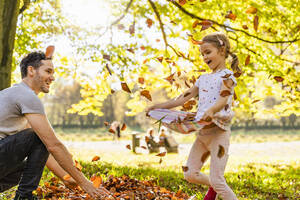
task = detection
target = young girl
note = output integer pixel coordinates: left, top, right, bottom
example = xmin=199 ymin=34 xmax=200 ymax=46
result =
xmin=147 ymin=32 xmax=240 ymax=200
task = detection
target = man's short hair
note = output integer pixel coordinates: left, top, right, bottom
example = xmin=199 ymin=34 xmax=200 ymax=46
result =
xmin=20 ymin=51 xmax=49 ymax=79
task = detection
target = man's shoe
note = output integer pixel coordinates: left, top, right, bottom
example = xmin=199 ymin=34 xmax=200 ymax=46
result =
xmin=203 ymin=187 xmax=217 ymax=200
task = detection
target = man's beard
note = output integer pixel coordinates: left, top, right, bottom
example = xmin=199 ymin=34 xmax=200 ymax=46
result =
xmin=34 ymin=73 xmax=49 ymax=93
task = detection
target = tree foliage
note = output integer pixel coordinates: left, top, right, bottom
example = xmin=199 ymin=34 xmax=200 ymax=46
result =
xmin=66 ymin=0 xmax=299 ymax=122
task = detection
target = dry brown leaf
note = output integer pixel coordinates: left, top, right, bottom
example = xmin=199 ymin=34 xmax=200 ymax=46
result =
xmin=121 ymin=82 xmax=131 ymax=93
xmin=155 ymin=152 xmax=166 ymax=157
xmin=182 ymin=166 xmax=189 ymax=172
xmin=92 ymin=156 xmax=100 ymax=162
xmin=103 ymin=54 xmax=111 ymax=61
xmin=141 ymin=90 xmax=152 ymax=101
xmin=245 ymin=55 xmax=251 ymax=66
xmin=201 ymin=151 xmax=210 ymax=163
xmin=138 ymin=77 xmax=145 ymax=84
xmin=45 ymin=45 xmax=55 ymax=59
xmin=242 ymin=25 xmax=248 ymax=29
xmin=252 ymin=99 xmax=260 ymax=104
xmin=126 ymin=144 xmax=131 ymax=150
xmin=146 ymin=18 xmax=153 ymax=28
xmin=200 ymin=20 xmax=213 ymax=31
xmin=253 ymin=15 xmax=259 ymax=31
xmin=220 ymin=90 xmax=231 ymax=97
xmin=217 ymin=145 xmax=225 ymax=158
xmin=274 ymin=76 xmax=284 ymax=82
xmin=179 ymin=0 xmax=186 ymax=6
xmin=121 ymin=123 xmax=127 ymax=131
xmin=246 ymin=6 xmax=257 ymax=14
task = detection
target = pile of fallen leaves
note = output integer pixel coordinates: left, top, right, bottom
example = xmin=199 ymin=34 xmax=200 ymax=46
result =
xmin=36 ymin=174 xmax=189 ymax=200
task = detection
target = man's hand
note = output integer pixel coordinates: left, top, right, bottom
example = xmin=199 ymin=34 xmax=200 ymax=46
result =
xmin=80 ymin=180 xmax=114 ymax=199
xmin=63 ymin=177 xmax=78 ymax=190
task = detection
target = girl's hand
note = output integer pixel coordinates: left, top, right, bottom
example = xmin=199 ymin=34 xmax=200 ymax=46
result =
xmin=145 ymin=105 xmax=159 ymax=113
xmin=201 ymin=109 xmax=215 ymax=122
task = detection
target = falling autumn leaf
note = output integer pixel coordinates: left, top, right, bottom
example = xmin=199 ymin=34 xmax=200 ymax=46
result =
xmin=140 ymin=45 xmax=146 ymax=50
xmin=141 ymin=90 xmax=152 ymax=101
xmin=159 ymin=158 xmax=163 ymax=164
xmin=126 ymin=144 xmax=131 ymax=150
xmin=242 ymin=25 xmax=248 ymax=29
xmin=200 ymin=20 xmax=213 ymax=31
xmin=138 ymin=77 xmax=145 ymax=84
xmin=156 ymin=152 xmax=166 ymax=157
xmin=145 ymin=136 xmax=150 ymax=143
xmin=74 ymin=160 xmax=83 ymax=171
xmin=140 ymin=146 xmax=147 ymax=149
xmin=182 ymin=166 xmax=189 ymax=172
xmin=104 ymin=121 xmax=109 ymax=126
xmin=63 ymin=174 xmax=71 ymax=181
xmin=221 ymin=73 xmax=231 ymax=78
xmin=164 ymin=73 xmax=175 ymax=84
xmin=246 ymin=6 xmax=257 ymax=14
xmin=217 ymin=145 xmax=225 ymax=158
xmin=252 ymin=99 xmax=260 ymax=103
xmin=245 ymin=55 xmax=251 ymax=66
xmin=92 ymin=156 xmax=100 ymax=162
xmin=225 ymin=11 xmax=237 ymax=21
xmin=109 ymin=128 xmax=115 ymax=134
xmin=192 ymin=20 xmax=199 ymax=28
xmin=91 ymin=175 xmax=102 ymax=188
xmin=185 ymin=80 xmax=191 ymax=88
xmin=220 ymin=90 xmax=232 ymax=97
xmin=234 ymin=91 xmax=237 ymax=100
xmin=121 ymin=123 xmax=127 ymax=131
xmin=157 ymin=56 xmax=164 ymax=63
xmin=127 ymin=48 xmax=134 ymax=53
xmin=234 ymin=71 xmax=242 ymax=78
xmin=121 ymin=82 xmax=131 ymax=93
xmin=146 ymin=18 xmax=153 ymax=28
xmin=253 ymin=15 xmax=259 ymax=31
xmin=225 ymin=104 xmax=229 ymax=111
xmin=179 ymin=0 xmax=186 ymax=6
xmin=201 ymin=151 xmax=210 ymax=163
xmin=184 ymin=92 xmax=191 ymax=97
xmin=45 ymin=45 xmax=55 ymax=59
xmin=191 ymin=37 xmax=203 ymax=45
xmin=223 ymin=79 xmax=234 ymax=89
xmin=111 ymin=89 xmax=115 ymax=94
xmin=274 ymin=76 xmax=284 ymax=82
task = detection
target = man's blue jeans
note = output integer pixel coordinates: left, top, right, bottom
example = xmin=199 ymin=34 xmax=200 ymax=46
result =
xmin=0 ymin=128 xmax=49 ymax=199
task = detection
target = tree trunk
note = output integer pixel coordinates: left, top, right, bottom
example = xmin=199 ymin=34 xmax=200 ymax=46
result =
xmin=0 ymin=0 xmax=20 ymax=90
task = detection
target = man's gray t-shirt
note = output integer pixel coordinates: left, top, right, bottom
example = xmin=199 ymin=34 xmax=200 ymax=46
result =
xmin=0 ymin=82 xmax=45 ymax=139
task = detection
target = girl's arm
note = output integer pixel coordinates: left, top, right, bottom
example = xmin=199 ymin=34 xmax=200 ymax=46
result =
xmin=147 ymin=85 xmax=199 ymax=111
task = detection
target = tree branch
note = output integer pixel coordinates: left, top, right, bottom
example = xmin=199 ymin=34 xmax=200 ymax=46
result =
xmin=111 ymin=0 xmax=134 ymax=26
xmin=19 ymin=0 xmax=30 ymax=14
xmin=167 ymin=0 xmax=300 ymax=44
xmin=147 ymin=0 xmax=168 ymax=51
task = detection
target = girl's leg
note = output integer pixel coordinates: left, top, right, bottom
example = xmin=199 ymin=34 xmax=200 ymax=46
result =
xmin=184 ymin=134 xmax=210 ymax=186
xmin=207 ymin=129 xmax=237 ymax=200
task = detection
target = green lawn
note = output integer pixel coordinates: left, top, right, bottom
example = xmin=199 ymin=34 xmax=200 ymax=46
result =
xmin=54 ymin=127 xmax=300 ymax=144
xmin=2 ymin=161 xmax=299 ymax=199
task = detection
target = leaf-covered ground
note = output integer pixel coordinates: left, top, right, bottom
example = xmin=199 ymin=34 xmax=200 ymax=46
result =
xmin=1 ymin=161 xmax=299 ymax=200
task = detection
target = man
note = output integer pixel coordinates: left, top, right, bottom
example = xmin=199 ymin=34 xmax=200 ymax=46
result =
xmin=0 ymin=51 xmax=110 ymax=200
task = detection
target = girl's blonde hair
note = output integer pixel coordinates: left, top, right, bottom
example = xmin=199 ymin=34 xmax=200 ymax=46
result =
xmin=202 ymin=32 xmax=241 ymax=73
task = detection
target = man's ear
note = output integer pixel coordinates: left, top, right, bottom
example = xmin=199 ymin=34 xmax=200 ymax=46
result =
xmin=27 ymin=66 xmax=36 ymax=77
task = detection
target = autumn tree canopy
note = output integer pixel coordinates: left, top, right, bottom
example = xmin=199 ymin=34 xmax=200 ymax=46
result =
xmin=3 ymin=0 xmax=300 ymax=122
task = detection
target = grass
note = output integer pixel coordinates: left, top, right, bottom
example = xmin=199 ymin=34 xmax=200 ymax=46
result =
xmin=2 ymin=161 xmax=299 ymax=200
xmin=54 ymin=127 xmax=300 ymax=144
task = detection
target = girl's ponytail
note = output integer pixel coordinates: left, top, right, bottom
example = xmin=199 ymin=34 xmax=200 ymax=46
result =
xmin=229 ymin=52 xmax=241 ymax=73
